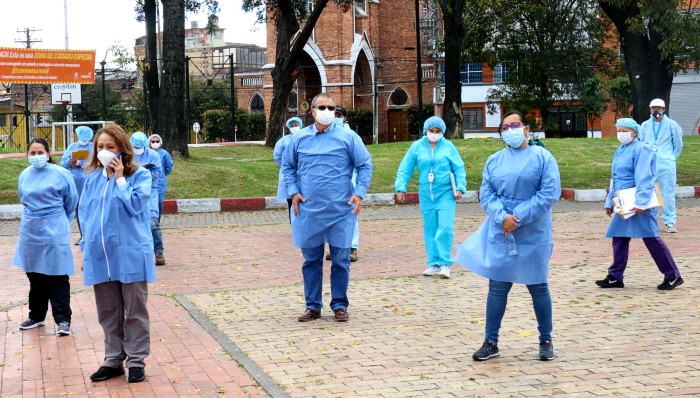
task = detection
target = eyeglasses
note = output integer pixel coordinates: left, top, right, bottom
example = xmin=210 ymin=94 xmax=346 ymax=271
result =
xmin=500 ymin=122 xmax=525 ymax=132
xmin=315 ymin=105 xmax=336 ymax=111
xmin=151 ymin=141 xmax=160 ymax=144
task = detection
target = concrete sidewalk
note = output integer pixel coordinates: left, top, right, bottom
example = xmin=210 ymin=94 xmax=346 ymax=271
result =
xmin=1 ymin=200 xmax=699 ymax=397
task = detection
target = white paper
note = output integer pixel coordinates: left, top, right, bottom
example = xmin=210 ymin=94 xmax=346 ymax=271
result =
xmin=614 ymin=183 xmax=662 ymax=219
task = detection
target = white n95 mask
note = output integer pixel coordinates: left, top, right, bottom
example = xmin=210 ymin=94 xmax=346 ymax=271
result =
xmin=97 ymin=149 xmax=117 ymax=168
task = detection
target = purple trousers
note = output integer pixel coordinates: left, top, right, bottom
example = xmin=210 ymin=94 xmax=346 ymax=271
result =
xmin=608 ymin=237 xmax=682 ymax=281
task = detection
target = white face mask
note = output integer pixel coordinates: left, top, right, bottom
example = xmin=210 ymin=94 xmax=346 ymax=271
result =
xmin=617 ymin=131 xmax=634 ymax=145
xmin=314 ymin=109 xmax=336 ymax=126
xmin=289 ymin=126 xmax=300 ymax=134
xmin=133 ymin=147 xmax=145 ymax=155
xmin=150 ymin=142 xmax=161 ymax=149
xmin=28 ymin=154 xmax=49 ymax=169
xmin=97 ymin=149 xmax=117 ymax=168
xmin=426 ymin=132 xmax=443 ymax=142
xmin=79 ymin=140 xmax=88 ymax=146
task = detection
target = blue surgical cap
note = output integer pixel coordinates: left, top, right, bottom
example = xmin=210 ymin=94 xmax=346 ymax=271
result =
xmin=286 ymin=117 xmax=303 ymax=129
xmin=615 ymin=118 xmax=640 ymax=132
xmin=130 ymin=131 xmax=148 ymax=148
xmin=423 ymin=116 xmax=446 ymax=134
xmin=75 ymin=126 xmax=94 ymax=141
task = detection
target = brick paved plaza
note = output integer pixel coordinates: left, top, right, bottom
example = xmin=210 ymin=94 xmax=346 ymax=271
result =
xmin=1 ymin=200 xmax=699 ymax=397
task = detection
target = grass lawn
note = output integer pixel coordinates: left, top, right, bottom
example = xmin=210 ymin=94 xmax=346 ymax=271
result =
xmin=0 ymin=136 xmax=698 ymax=205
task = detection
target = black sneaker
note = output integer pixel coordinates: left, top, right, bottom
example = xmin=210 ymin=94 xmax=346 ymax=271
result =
xmin=128 ymin=367 xmax=146 ymax=383
xmin=657 ymin=277 xmax=684 ymax=290
xmin=539 ymin=340 xmax=554 ymax=361
xmin=595 ymin=275 xmax=624 ymax=288
xmin=90 ymin=366 xmax=125 ymax=382
xmin=472 ymin=339 xmax=500 ymax=361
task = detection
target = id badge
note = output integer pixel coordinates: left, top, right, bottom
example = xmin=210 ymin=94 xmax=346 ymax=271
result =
xmin=652 ymin=144 xmax=657 ymax=152
xmin=428 ymin=172 xmax=434 ymax=183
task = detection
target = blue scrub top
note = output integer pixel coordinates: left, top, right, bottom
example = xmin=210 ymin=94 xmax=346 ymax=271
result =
xmin=604 ymin=140 xmax=659 ymax=238
xmin=281 ymin=123 xmax=372 ymax=248
xmin=155 ymin=149 xmax=173 ymax=195
xmin=638 ymin=115 xmax=683 ymax=167
xmin=274 ymin=134 xmax=294 ymax=203
xmin=134 ymin=148 xmax=162 ymax=218
xmin=456 ymin=145 xmax=561 ymax=285
xmin=13 ymin=163 xmax=78 ymax=276
xmin=60 ymin=141 xmax=94 ymax=195
xmin=78 ymin=167 xmax=156 ymax=286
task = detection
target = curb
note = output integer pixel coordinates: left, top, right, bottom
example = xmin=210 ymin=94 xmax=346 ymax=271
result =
xmin=2 ymin=187 xmax=699 ymax=220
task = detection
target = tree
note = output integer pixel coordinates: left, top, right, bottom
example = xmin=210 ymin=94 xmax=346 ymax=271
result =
xmin=483 ymin=0 xmax=606 ymax=133
xmin=598 ymin=0 xmax=700 ymax=122
xmin=243 ymin=0 xmax=354 ymax=147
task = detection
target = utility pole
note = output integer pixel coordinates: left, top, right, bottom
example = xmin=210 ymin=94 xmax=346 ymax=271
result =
xmin=15 ymin=28 xmax=42 ymax=148
xmin=414 ymin=0 xmax=424 ymax=135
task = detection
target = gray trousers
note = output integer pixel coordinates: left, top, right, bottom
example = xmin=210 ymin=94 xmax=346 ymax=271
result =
xmin=93 ymin=281 xmax=150 ymax=368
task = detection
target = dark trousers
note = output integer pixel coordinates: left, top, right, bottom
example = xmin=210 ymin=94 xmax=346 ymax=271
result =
xmin=26 ymin=272 xmax=72 ymax=324
xmin=608 ymin=237 xmax=682 ymax=281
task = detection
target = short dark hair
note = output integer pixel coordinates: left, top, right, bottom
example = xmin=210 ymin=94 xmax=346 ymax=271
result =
xmin=27 ymin=138 xmax=54 ymax=163
xmin=310 ymin=93 xmax=334 ymax=108
xmin=499 ymin=110 xmax=526 ymax=133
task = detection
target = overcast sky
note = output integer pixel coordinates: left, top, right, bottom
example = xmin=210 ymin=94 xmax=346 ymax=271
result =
xmin=0 ymin=0 xmax=266 ymax=63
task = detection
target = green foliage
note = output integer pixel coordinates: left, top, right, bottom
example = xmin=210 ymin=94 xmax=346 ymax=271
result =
xmin=404 ymin=104 xmax=435 ymax=136
xmin=579 ymin=75 xmax=608 ymax=125
xmin=346 ymin=109 xmax=373 ymax=137
xmin=202 ymin=109 xmax=266 ymax=142
xmin=605 ymin=76 xmax=633 ymax=118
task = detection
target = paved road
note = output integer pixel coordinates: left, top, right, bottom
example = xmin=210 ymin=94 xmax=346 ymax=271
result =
xmin=1 ymin=199 xmax=699 ymax=397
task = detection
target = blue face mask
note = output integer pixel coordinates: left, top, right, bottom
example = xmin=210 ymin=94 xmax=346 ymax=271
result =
xmin=334 ymin=117 xmax=345 ymax=127
xmin=28 ymin=154 xmax=48 ymax=169
xmin=502 ymin=127 xmax=526 ymax=148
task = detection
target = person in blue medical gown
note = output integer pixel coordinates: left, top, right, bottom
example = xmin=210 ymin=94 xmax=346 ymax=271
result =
xmin=455 ymin=110 xmax=561 ymax=362
xmin=281 ymin=93 xmax=372 ymax=323
xmin=61 ymin=125 xmax=94 ymax=244
xmin=131 ymin=131 xmax=165 ymax=266
xmin=79 ymin=124 xmax=155 ymax=384
xmin=395 ymin=116 xmax=467 ymax=279
xmin=595 ymin=118 xmax=683 ymax=290
xmin=638 ymin=98 xmax=683 ymax=233
xmin=148 ymin=134 xmax=173 ymax=221
xmin=14 ymin=138 xmax=78 ymax=336
xmin=274 ymin=116 xmax=302 ymax=223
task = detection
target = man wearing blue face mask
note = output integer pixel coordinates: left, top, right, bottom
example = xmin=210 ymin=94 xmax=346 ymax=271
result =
xmin=61 ymin=126 xmax=95 ymax=244
xmin=638 ymin=98 xmax=683 ymax=233
xmin=281 ymin=93 xmax=373 ymax=323
xmin=130 ymin=131 xmax=165 ymax=266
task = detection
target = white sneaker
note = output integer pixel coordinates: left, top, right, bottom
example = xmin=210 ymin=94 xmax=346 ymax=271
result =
xmin=438 ymin=266 xmax=451 ymax=279
xmin=665 ymin=224 xmax=677 ymax=233
xmin=423 ymin=266 xmax=440 ymax=276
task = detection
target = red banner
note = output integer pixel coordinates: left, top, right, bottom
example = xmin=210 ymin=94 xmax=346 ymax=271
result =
xmin=0 ymin=48 xmax=96 ymax=84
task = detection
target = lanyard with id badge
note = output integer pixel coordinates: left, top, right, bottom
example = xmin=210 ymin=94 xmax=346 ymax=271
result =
xmin=651 ymin=118 xmax=664 ymax=152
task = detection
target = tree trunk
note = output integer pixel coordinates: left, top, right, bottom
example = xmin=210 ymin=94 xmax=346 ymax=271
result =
xmin=599 ymin=1 xmax=674 ymax=123
xmin=264 ymin=0 xmax=331 ymax=147
xmin=143 ymin=0 xmax=160 ymax=136
xmin=437 ymin=0 xmax=466 ymax=139
xmin=159 ymin=0 xmax=189 ymax=157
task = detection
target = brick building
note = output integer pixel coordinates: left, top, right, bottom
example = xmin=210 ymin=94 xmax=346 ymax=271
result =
xmin=244 ymin=0 xmax=437 ymax=143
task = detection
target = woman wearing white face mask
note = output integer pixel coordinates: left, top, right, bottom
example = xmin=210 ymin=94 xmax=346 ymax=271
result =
xmin=275 ymin=117 xmax=303 ymax=222
xmin=79 ymin=125 xmax=156 ymax=383
xmin=14 ymin=138 xmax=79 ymax=336
xmin=395 ymin=116 xmax=467 ymax=279
xmin=596 ymin=118 xmax=683 ymax=290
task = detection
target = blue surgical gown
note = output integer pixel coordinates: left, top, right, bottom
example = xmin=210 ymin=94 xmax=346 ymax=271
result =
xmin=274 ymin=134 xmax=294 ymax=203
xmin=604 ymin=140 xmax=659 ymax=238
xmin=156 ymin=149 xmax=173 ymax=197
xmin=134 ymin=148 xmax=162 ymax=218
xmin=395 ymin=136 xmax=467 ymax=266
xmin=281 ymin=123 xmax=372 ymax=249
xmin=12 ymin=164 xmax=78 ymax=276
xmin=79 ymin=167 xmax=156 ymax=286
xmin=456 ymin=145 xmax=561 ymax=285
xmin=60 ymin=141 xmax=93 ymax=195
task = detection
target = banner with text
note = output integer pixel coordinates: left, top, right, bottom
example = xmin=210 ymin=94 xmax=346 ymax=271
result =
xmin=0 ymin=48 xmax=96 ymax=84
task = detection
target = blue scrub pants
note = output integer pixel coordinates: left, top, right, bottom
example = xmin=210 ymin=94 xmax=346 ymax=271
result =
xmin=421 ymin=202 xmax=455 ymax=266
xmin=485 ymin=279 xmax=552 ymax=343
xmin=301 ymin=244 xmax=351 ymax=312
xmin=150 ymin=217 xmax=164 ymax=254
xmin=657 ymin=165 xmax=677 ymax=225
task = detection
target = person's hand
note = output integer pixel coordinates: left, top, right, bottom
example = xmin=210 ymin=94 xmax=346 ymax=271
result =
xmin=502 ymin=214 xmax=520 ymax=233
xmin=292 ymin=193 xmax=305 ymax=216
xmin=630 ymin=207 xmax=644 ymax=215
xmin=349 ymin=195 xmax=363 ymax=215
xmin=111 ymin=156 xmax=124 ymax=180
xmin=70 ymin=158 xmax=78 ymax=168
xmin=454 ymin=191 xmax=462 ymax=200
xmin=396 ymin=192 xmax=405 ymax=203
xmin=605 ymin=207 xmax=613 ymax=217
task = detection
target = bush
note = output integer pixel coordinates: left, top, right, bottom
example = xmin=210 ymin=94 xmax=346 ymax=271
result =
xmin=346 ymin=109 xmax=373 ymax=137
xmin=404 ymin=104 xmax=435 ymax=135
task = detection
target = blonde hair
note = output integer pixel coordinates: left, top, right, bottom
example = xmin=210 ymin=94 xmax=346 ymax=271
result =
xmin=85 ymin=124 xmax=139 ymax=177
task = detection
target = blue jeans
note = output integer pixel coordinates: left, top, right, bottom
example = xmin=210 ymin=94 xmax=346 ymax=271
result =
xmin=485 ymin=279 xmax=552 ymax=343
xmin=301 ymin=244 xmax=351 ymax=312
xmin=150 ymin=217 xmax=164 ymax=254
